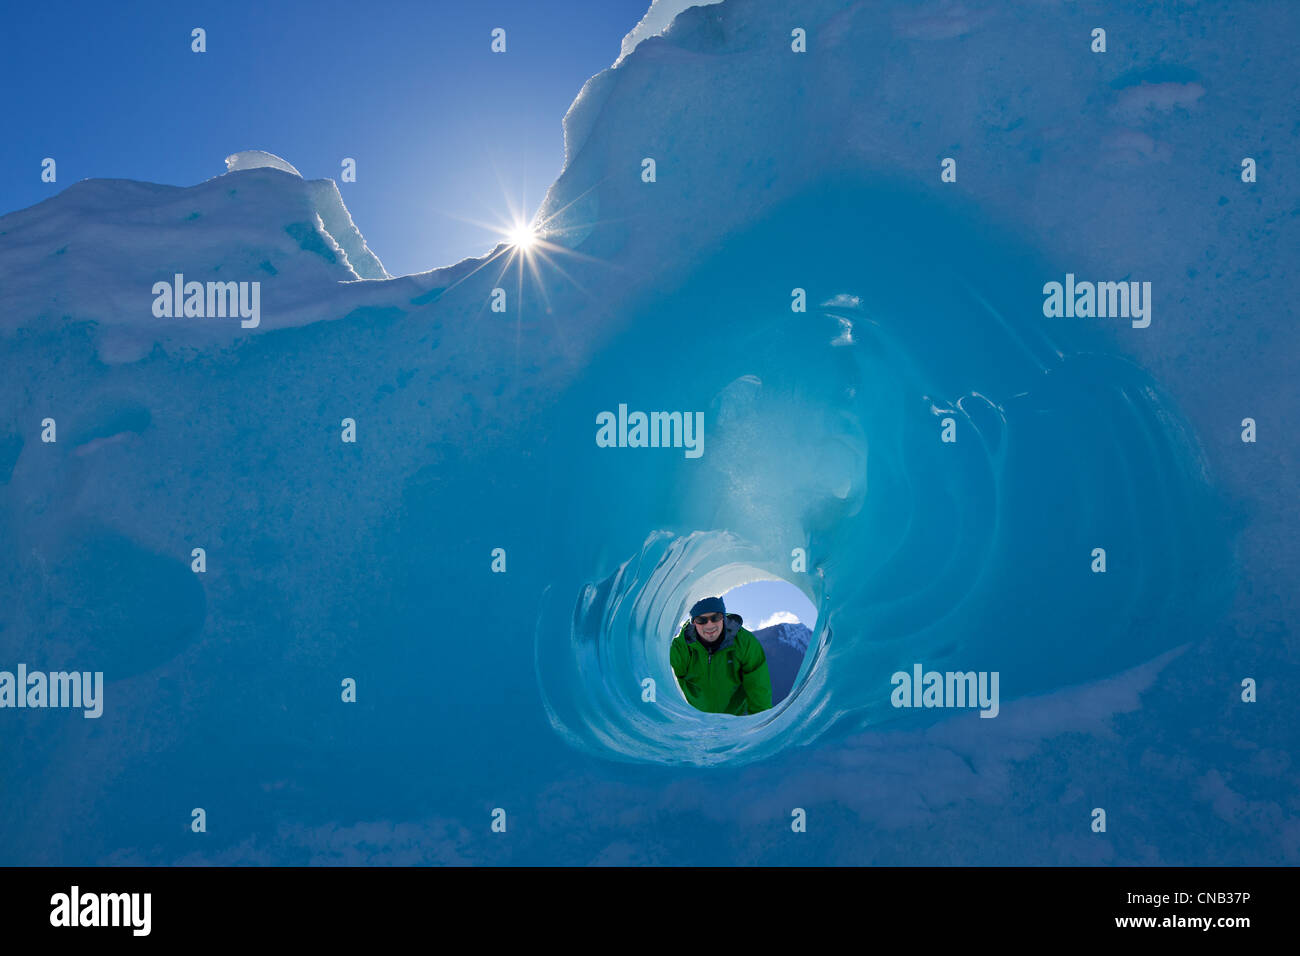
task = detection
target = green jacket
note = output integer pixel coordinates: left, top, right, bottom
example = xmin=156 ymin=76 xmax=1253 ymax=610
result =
xmin=670 ymin=613 xmax=773 ymax=715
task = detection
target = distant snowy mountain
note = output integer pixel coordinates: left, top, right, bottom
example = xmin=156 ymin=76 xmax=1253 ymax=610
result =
xmin=751 ymin=621 xmax=813 ymax=704
xmin=757 ymin=621 xmax=811 ymax=653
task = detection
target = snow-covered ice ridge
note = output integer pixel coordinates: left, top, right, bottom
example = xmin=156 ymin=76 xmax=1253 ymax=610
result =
xmin=0 ymin=150 xmax=507 ymax=362
xmin=222 ymin=150 xmax=387 ymax=284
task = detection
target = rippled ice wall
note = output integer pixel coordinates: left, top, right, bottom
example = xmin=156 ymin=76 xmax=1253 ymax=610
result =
xmin=0 ymin=0 xmax=1295 ymax=865
xmin=536 ymin=172 xmax=1235 ymax=769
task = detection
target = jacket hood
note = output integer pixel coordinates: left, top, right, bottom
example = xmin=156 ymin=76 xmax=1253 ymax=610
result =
xmin=684 ymin=612 xmax=744 ymax=649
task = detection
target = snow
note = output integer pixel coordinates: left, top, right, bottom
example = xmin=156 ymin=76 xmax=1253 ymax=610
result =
xmin=305 ymin=178 xmax=389 ymax=281
xmin=221 ymin=151 xmax=386 ymax=277
xmin=224 ymin=149 xmax=303 ymax=177
xmin=0 ymin=159 xmax=406 ymax=362
xmin=615 ymin=0 xmax=723 ymax=66
xmin=0 ymin=0 xmax=1294 ymax=866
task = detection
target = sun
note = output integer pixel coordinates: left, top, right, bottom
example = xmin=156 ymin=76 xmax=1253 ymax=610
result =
xmin=426 ymin=185 xmax=616 ymax=341
xmin=507 ymin=220 xmax=538 ymax=250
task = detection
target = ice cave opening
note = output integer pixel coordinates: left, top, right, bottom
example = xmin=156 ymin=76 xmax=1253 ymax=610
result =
xmin=709 ymin=577 xmax=818 ymax=709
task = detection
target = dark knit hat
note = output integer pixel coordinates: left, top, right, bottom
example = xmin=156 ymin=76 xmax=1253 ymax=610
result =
xmin=689 ymin=596 xmax=726 ymax=618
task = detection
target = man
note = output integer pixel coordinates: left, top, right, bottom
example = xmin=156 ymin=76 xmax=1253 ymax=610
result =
xmin=670 ymin=596 xmax=773 ymax=715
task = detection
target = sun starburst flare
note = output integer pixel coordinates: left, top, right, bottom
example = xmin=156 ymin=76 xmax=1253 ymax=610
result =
xmin=507 ymin=220 xmax=539 ymax=250
xmin=424 ymin=175 xmax=630 ymax=370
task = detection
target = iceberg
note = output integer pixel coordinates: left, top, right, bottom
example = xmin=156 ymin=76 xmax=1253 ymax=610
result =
xmin=0 ymin=0 xmax=1293 ymax=866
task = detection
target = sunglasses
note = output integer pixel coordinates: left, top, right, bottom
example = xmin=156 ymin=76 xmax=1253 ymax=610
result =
xmin=693 ymin=613 xmax=724 ymax=625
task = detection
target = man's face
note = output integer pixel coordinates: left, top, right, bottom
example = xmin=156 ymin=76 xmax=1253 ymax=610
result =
xmin=693 ymin=612 xmax=724 ymax=641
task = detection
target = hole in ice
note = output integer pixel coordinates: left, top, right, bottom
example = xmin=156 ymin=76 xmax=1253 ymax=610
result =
xmin=668 ymin=578 xmax=818 ymax=715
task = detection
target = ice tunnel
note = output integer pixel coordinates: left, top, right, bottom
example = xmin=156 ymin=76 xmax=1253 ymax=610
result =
xmin=532 ymin=170 xmax=1236 ymax=767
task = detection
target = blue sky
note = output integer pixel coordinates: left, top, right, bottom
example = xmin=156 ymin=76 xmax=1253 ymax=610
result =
xmin=722 ymin=579 xmax=818 ymax=631
xmin=0 ymin=0 xmax=650 ymax=276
